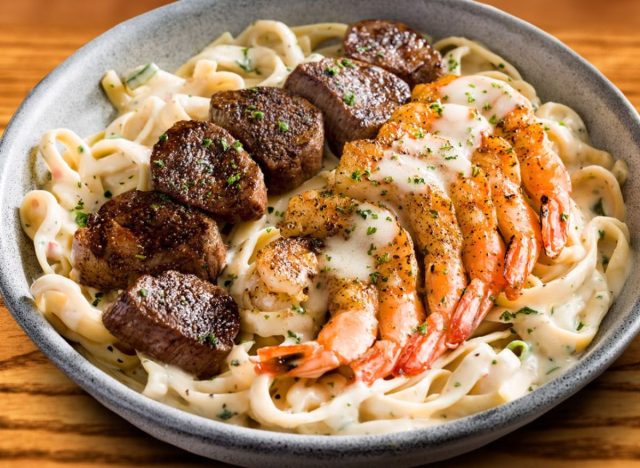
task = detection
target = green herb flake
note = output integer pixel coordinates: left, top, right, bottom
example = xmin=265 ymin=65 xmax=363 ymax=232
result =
xmin=366 ymin=226 xmax=377 ymax=235
xmin=137 ymin=288 xmax=148 ymax=297
xmin=227 ymin=173 xmax=242 ymax=186
xmin=159 ymin=133 xmax=168 ymax=142
xmin=343 ymin=92 xmax=356 ymax=106
xmin=277 ymin=120 xmax=290 ymax=132
xmin=202 ymin=138 xmax=213 ymax=148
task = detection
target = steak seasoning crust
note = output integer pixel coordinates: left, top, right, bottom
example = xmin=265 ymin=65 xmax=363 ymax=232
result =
xmin=103 ymin=270 xmax=240 ymax=378
xmin=210 ymin=87 xmax=324 ymax=194
xmin=285 ymin=57 xmax=410 ymax=155
xmin=72 ymin=190 xmax=226 ymax=291
xmin=150 ymin=120 xmax=267 ymax=223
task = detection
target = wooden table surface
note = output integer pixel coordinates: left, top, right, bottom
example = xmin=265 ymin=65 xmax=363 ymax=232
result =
xmin=2 ymin=1 xmax=640 ymax=466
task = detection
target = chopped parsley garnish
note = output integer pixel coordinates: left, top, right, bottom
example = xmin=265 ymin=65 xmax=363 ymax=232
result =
xmin=342 ymin=92 xmax=356 ymax=106
xmin=230 ymin=359 xmax=240 ymax=367
xmin=560 ymin=213 xmax=569 ymax=222
xmin=324 ymin=66 xmax=339 ymax=76
xmin=489 ymin=114 xmax=499 ymax=125
xmin=232 ymin=140 xmax=243 ymax=150
xmin=277 ymin=120 xmax=289 ymax=132
xmin=447 ymin=56 xmax=458 ymax=72
xmin=77 ymin=145 xmax=84 ymax=153
xmin=236 ymin=48 xmax=255 ymax=73
xmin=202 ymin=138 xmax=213 ymax=148
xmin=92 ymin=292 xmax=103 ymax=307
xmin=159 ymin=133 xmax=168 ymax=142
xmin=351 ymin=170 xmax=362 ymax=181
xmin=416 ymin=323 xmax=427 ymax=335
xmin=366 ymin=226 xmax=377 ymax=235
xmin=205 ymin=333 xmax=218 ymax=346
xmin=251 ymin=110 xmax=265 ymax=120
xmin=217 ymin=405 xmax=235 ymax=420
xmin=369 ymin=272 xmax=381 ymax=284
xmin=227 ymin=173 xmax=241 ymax=186
xmin=340 ymin=58 xmax=355 ymax=68
xmin=153 ymin=159 xmax=165 ymax=168
xmin=464 ymin=91 xmax=475 ymax=103
xmin=577 ymin=321 xmax=585 ymax=331
xmin=429 ymin=102 xmax=444 ymax=116
xmin=219 ymin=138 xmax=230 ymax=151
xmin=137 ymin=288 xmax=148 ymax=297
xmin=429 ymin=209 xmax=439 ymax=218
xmin=499 ymin=306 xmax=540 ymax=322
xmin=291 ymin=304 xmax=305 ymax=314
xmin=287 ymin=330 xmax=301 ymax=344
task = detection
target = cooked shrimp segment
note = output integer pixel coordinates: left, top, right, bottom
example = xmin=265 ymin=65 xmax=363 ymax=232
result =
xmin=472 ymin=135 xmax=542 ymax=299
xmin=413 ymin=75 xmax=571 ymax=257
xmin=394 ymin=188 xmax=467 ymax=376
xmin=350 ymin=227 xmax=425 ymax=383
xmin=497 ymin=107 xmax=572 ymax=257
xmin=248 ymin=237 xmax=320 ymax=312
xmin=447 ymin=169 xmax=506 ymax=348
xmin=257 ymin=190 xmax=424 ymax=381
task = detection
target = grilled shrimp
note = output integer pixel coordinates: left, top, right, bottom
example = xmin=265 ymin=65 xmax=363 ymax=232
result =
xmin=393 ymin=187 xmax=467 ymax=376
xmin=256 ymin=190 xmax=424 ymax=381
xmin=446 ymin=169 xmax=507 ymax=347
xmin=472 ymin=135 xmax=542 ymax=299
xmin=248 ymin=237 xmax=320 ymax=312
xmin=412 ymin=75 xmax=572 ymax=257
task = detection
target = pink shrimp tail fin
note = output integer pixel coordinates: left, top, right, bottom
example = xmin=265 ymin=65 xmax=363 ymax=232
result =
xmin=255 ymin=343 xmax=340 ymax=379
xmin=393 ymin=314 xmax=447 ymax=377
xmin=504 ymin=236 xmax=537 ymax=300
xmin=351 ymin=340 xmax=401 ymax=385
xmin=446 ymin=279 xmax=495 ymax=349
xmin=541 ymin=196 xmax=569 ymax=258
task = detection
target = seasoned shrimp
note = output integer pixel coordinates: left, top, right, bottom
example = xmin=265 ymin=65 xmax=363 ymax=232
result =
xmin=413 ymin=75 xmax=572 ymax=257
xmin=472 ymin=135 xmax=542 ymax=298
xmin=248 ymin=237 xmax=320 ymax=312
xmin=447 ymin=169 xmax=506 ymax=347
xmin=394 ymin=187 xmax=467 ymax=376
xmin=256 ymin=190 xmax=424 ymax=381
xmin=497 ymin=107 xmax=572 ymax=257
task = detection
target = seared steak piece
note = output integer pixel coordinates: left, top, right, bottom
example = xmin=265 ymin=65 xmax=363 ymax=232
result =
xmin=343 ymin=20 xmax=445 ymax=87
xmin=103 ymin=270 xmax=240 ymax=378
xmin=72 ymin=190 xmax=225 ymax=290
xmin=150 ymin=120 xmax=267 ymax=222
xmin=209 ymin=87 xmax=324 ymax=194
xmin=285 ymin=57 xmax=410 ymax=155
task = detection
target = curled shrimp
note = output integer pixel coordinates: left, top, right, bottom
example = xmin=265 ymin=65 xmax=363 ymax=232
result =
xmin=497 ymin=107 xmax=572 ymax=257
xmin=394 ymin=187 xmax=467 ymax=376
xmin=472 ymin=135 xmax=542 ymax=299
xmin=413 ymin=75 xmax=572 ymax=257
xmin=256 ymin=190 xmax=424 ymax=382
xmin=248 ymin=237 xmax=320 ymax=312
xmin=447 ymin=168 xmax=507 ymax=347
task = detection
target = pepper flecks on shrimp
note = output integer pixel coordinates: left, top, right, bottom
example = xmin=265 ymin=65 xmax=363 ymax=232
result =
xmin=412 ymin=75 xmax=571 ymax=257
xmin=496 ymin=106 xmax=572 ymax=257
xmin=256 ymin=190 xmax=424 ymax=381
xmin=447 ymin=168 xmax=507 ymax=348
xmin=394 ymin=187 xmax=467 ymax=376
xmin=247 ymin=237 xmax=320 ymax=312
xmin=350 ymin=226 xmax=425 ymax=384
xmin=472 ymin=135 xmax=542 ymax=299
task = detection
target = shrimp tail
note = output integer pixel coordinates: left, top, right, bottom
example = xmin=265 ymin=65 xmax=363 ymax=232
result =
xmin=393 ymin=314 xmax=447 ymax=377
xmin=351 ymin=340 xmax=401 ymax=384
xmin=255 ymin=343 xmax=339 ymax=379
xmin=540 ymin=196 xmax=569 ymax=258
xmin=445 ymin=279 xmax=494 ymax=349
xmin=503 ymin=235 xmax=537 ymax=299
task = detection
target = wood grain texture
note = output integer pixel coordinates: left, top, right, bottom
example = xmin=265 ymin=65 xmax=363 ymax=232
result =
xmin=1 ymin=1 xmax=639 ymax=466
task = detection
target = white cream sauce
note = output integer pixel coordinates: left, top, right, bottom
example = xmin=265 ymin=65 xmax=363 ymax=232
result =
xmin=321 ymin=202 xmax=398 ymax=282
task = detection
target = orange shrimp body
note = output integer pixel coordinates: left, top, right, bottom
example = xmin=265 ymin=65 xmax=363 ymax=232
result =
xmin=472 ymin=135 xmax=542 ymax=299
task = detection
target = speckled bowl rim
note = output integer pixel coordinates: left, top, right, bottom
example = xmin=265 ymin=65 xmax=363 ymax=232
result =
xmin=1 ymin=0 xmax=639 ymax=466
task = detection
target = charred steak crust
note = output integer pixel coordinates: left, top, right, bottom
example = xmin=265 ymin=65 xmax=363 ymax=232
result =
xmin=209 ymin=87 xmax=324 ymax=194
xmin=150 ymin=120 xmax=267 ymax=222
xmin=72 ymin=190 xmax=226 ymax=290
xmin=103 ymin=270 xmax=240 ymax=378
xmin=343 ymin=19 xmax=446 ymax=87
xmin=284 ymin=57 xmax=410 ymax=155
